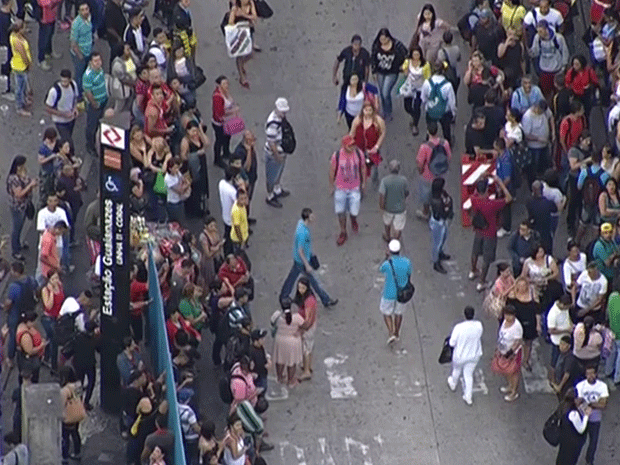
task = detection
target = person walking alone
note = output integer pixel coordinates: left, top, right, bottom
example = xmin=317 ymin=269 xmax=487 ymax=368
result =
xmin=379 ymin=160 xmax=409 ymax=242
xmin=279 ymin=207 xmax=338 ymax=308
xmin=379 ymin=240 xmax=413 ymax=345
xmin=429 ymin=177 xmax=453 ymax=274
xmin=264 ymin=97 xmax=294 ymax=208
xmin=447 ymin=306 xmax=483 ymax=405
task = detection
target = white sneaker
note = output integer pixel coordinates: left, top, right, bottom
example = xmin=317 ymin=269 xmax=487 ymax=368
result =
xmin=1 ymin=92 xmax=15 ymax=101
xmin=462 ymin=395 xmax=473 ymax=406
xmin=468 ymin=271 xmax=477 ymax=280
xmin=476 ymin=282 xmax=487 ymax=292
xmin=447 ymin=376 xmax=457 ymax=392
xmin=496 ymin=228 xmax=510 ymax=238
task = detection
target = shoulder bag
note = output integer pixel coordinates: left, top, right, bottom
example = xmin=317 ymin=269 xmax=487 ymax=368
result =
xmin=438 ymin=336 xmax=453 ymax=364
xmin=542 ymin=407 xmax=562 ymax=447
xmin=388 ymin=258 xmax=415 ymax=303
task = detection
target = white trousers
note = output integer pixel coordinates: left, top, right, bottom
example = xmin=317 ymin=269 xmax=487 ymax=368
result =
xmin=450 ymin=358 xmax=480 ymax=401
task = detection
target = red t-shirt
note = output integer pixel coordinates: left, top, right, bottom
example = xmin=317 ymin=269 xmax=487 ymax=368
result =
xmin=40 ymin=229 xmax=59 ymax=277
xmin=130 ymin=280 xmax=149 ymax=316
xmin=135 ymin=78 xmax=150 ymax=113
xmin=44 ymin=286 xmax=65 ymax=319
xmin=166 ymin=317 xmax=200 ymax=346
xmin=416 ymin=137 xmax=452 ymax=182
xmin=217 ymin=258 xmax=248 ymax=289
xmin=471 ymin=196 xmax=507 ymax=238
xmin=565 ymin=67 xmax=598 ymax=97
xmin=559 ymin=115 xmax=586 ymax=151
xmin=146 ymin=83 xmax=173 ymax=114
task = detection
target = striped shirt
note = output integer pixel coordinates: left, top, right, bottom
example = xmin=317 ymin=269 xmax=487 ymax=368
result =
xmin=82 ymin=67 xmax=107 ymax=106
xmin=70 ymin=15 xmax=93 ymax=57
xmin=178 ymin=403 xmax=199 ymax=441
xmin=264 ymin=110 xmax=282 ymax=155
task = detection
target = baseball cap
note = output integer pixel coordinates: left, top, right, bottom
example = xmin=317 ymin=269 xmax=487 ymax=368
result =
xmin=388 ymin=239 xmax=401 ymax=253
xmin=275 ymin=97 xmax=290 ymax=112
xmin=601 ymin=222 xmax=613 ymax=233
xmin=251 ymin=328 xmax=268 ymax=340
xmin=341 ymin=134 xmax=355 ymax=148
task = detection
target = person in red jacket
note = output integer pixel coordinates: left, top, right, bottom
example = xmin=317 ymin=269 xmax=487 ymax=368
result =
xmin=565 ymin=55 xmax=598 ymax=120
xmin=165 ymin=307 xmax=200 ymax=347
xmin=37 ymin=0 xmax=63 ymax=70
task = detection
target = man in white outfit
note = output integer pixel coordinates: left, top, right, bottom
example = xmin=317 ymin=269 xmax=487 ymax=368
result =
xmin=447 ymin=306 xmax=483 ymax=405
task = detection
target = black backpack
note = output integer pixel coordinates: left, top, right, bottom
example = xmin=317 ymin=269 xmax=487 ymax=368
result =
xmin=581 ymin=167 xmax=605 ymax=207
xmin=440 ymin=48 xmax=460 ymax=93
xmin=428 ymin=140 xmax=449 ymax=177
xmin=223 ymin=333 xmax=247 ymax=371
xmin=268 ymin=118 xmax=296 ymax=154
xmin=46 ymin=81 xmax=76 ymax=108
xmin=218 ymin=371 xmax=246 ymax=404
xmin=15 ymin=278 xmax=37 ymax=313
xmin=55 ymin=310 xmax=82 ymax=345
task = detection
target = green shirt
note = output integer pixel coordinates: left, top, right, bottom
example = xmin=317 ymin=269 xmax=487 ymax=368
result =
xmin=592 ymin=238 xmax=618 ymax=282
xmin=82 ymin=66 xmax=107 ymax=106
xmin=608 ymin=292 xmax=620 ymax=340
xmin=70 ymin=16 xmax=93 ymax=57
xmin=378 ymin=174 xmax=408 ymax=213
xmin=179 ymin=298 xmax=203 ymax=330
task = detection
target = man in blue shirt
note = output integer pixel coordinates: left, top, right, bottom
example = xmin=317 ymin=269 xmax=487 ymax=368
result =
xmin=379 ymin=240 xmax=413 ymax=345
xmin=4 ymin=261 xmax=38 ymax=364
xmin=279 ymin=207 xmax=338 ymax=307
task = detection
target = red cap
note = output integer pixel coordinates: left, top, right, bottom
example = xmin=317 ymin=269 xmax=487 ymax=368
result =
xmin=341 ymin=134 xmax=355 ymax=147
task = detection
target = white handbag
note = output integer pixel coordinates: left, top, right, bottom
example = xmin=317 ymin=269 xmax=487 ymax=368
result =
xmin=224 ymin=21 xmax=253 ymax=58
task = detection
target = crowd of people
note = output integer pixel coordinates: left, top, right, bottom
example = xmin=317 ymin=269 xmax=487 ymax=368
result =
xmin=1 ymin=0 xmax=620 ymax=463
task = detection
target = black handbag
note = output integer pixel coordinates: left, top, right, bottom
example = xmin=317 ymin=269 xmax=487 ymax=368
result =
xmin=255 ymin=0 xmax=273 ymax=18
xmin=25 ymin=200 xmax=35 ymax=220
xmin=388 ymin=259 xmax=414 ymax=303
xmin=309 ymin=254 xmax=320 ymax=270
xmin=471 ymin=210 xmax=488 ymax=230
xmin=542 ymin=408 xmax=562 ymax=447
xmin=438 ymin=336 xmax=453 ymax=364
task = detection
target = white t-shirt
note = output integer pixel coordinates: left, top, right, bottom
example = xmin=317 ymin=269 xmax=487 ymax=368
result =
xmin=218 ymin=179 xmax=237 ymax=226
xmin=523 ymin=7 xmax=563 ymax=31
xmin=45 ymin=81 xmax=78 ymax=123
xmin=264 ymin=110 xmax=283 ymax=155
xmin=449 ymin=320 xmax=483 ymax=363
xmin=546 ymin=302 xmax=572 ymax=346
xmin=59 ymin=296 xmax=86 ymax=332
xmin=504 ymin=122 xmax=523 ymax=143
xmin=576 ymin=379 xmax=609 ymax=422
xmin=576 ymin=270 xmax=608 ymax=309
xmin=497 ymin=319 xmax=523 ymax=354
xmin=164 ymin=172 xmax=184 ymax=204
xmin=563 ymin=253 xmax=587 ymax=290
xmin=36 ymin=206 xmax=69 ymax=248
xmin=149 ymin=41 xmax=167 ymax=69
xmin=542 ymin=182 xmax=564 ymax=212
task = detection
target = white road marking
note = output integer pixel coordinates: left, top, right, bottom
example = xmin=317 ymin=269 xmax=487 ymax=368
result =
xmin=324 ymin=354 xmax=357 ymax=399
xmin=345 ymin=437 xmax=373 ymax=465
xmin=279 ymin=441 xmax=307 ymax=465
xmin=266 ymin=375 xmax=289 ymax=401
xmin=465 ymin=368 xmax=489 ymax=395
xmin=318 ymin=438 xmax=336 ymax=465
xmin=522 ymin=339 xmax=554 ymax=394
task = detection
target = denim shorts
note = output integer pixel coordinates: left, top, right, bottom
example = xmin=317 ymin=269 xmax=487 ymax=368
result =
xmin=334 ymin=188 xmax=361 ymax=215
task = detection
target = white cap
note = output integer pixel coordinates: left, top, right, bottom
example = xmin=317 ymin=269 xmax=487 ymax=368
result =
xmin=275 ymin=97 xmax=290 ymax=112
xmin=388 ymin=239 xmax=401 ymax=253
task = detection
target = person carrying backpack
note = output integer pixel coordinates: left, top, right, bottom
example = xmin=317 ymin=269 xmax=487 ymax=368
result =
xmin=528 ymin=20 xmax=569 ymax=96
xmin=576 ymin=150 xmax=609 ymax=245
xmin=4 ymin=261 xmax=38 ymax=364
xmin=421 ymin=61 xmax=456 ymax=143
xmin=415 ymin=121 xmax=451 ymax=220
xmin=44 ymin=69 xmax=78 ymax=143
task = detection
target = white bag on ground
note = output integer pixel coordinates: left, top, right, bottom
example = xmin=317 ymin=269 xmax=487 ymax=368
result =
xmin=224 ymin=21 xmax=253 ymax=58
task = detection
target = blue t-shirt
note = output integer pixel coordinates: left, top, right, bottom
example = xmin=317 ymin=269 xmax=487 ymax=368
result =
xmin=496 ymin=150 xmax=515 ymax=194
xmin=380 ymin=255 xmax=412 ymax=300
xmin=7 ymin=277 xmax=37 ymax=319
xmin=293 ymin=220 xmax=311 ymax=264
xmin=39 ymin=143 xmax=57 ymax=175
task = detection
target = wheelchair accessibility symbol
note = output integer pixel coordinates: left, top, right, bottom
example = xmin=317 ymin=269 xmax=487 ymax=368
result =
xmin=105 ymin=175 xmax=120 ymax=194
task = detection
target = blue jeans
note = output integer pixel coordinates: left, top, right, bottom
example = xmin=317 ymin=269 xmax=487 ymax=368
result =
xmin=85 ymin=103 xmax=105 ymax=154
xmin=37 ymin=22 xmax=55 ymax=63
xmin=604 ymin=339 xmax=620 ymax=384
xmin=429 ymin=216 xmax=448 ymax=263
xmin=71 ymin=53 xmax=88 ymax=97
xmin=279 ymin=261 xmax=331 ymax=306
xmin=264 ymin=151 xmax=286 ymax=194
xmin=583 ymin=421 xmax=601 ymax=464
xmin=376 ymin=73 xmax=398 ymax=118
xmin=7 ymin=310 xmax=19 ymax=360
xmin=40 ymin=315 xmax=58 ymax=371
xmin=10 ymin=206 xmax=26 ymax=255
xmin=167 ymin=201 xmax=186 ymax=225
xmin=529 ymin=146 xmax=549 ymax=174
xmin=55 ymin=120 xmax=75 ymax=143
xmin=13 ymin=71 xmax=28 ymax=110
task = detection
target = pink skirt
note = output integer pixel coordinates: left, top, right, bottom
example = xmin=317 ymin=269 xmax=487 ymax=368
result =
xmin=273 ymin=335 xmax=303 ymax=367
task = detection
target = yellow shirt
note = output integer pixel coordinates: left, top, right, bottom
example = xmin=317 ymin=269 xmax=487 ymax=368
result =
xmin=230 ymin=201 xmax=248 ymax=243
xmin=501 ymin=3 xmax=526 ymax=35
xmin=10 ymin=33 xmax=31 ymax=72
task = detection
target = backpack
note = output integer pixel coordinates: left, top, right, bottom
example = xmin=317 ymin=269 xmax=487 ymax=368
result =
xmin=333 ymin=148 xmax=364 ymax=182
xmin=581 ymin=166 xmax=605 ymax=207
xmin=55 ymin=310 xmax=83 ymax=345
xmin=15 ymin=278 xmax=37 ymax=313
xmin=471 ymin=210 xmax=489 ymax=230
xmin=427 ymin=140 xmax=449 ymax=177
xmin=585 ymin=237 xmax=598 ymax=261
xmin=267 ymin=118 xmax=296 ymax=154
xmin=223 ymin=333 xmax=247 ymax=371
xmin=509 ymin=143 xmax=530 ymax=189
xmin=46 ymin=81 xmax=76 ymax=108
xmin=542 ymin=408 xmax=561 ymax=447
xmin=218 ymin=371 xmax=246 ymax=404
xmin=426 ymin=78 xmax=449 ymax=120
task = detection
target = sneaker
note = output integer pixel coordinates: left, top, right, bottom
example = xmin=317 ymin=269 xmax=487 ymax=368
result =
xmin=12 ymin=253 xmax=25 ymax=261
xmin=462 ymin=395 xmax=473 ymax=406
xmin=265 ymin=197 xmax=282 ymax=208
xmin=259 ymin=441 xmax=275 ymax=452
xmin=16 ymin=109 xmax=32 ymax=116
xmin=386 ymin=335 xmax=397 ymax=345
xmin=1 ymin=92 xmax=15 ymax=101
xmin=504 ymin=392 xmax=519 ymax=402
xmin=336 ymin=232 xmax=347 ymax=246
xmin=433 ymin=262 xmax=447 ymax=274
xmin=496 ymin=228 xmax=510 ymax=238
xmin=476 ymin=282 xmax=487 ymax=292
xmin=499 ymin=386 xmax=511 ymax=393
xmin=84 ymin=403 xmax=93 ymax=411
xmin=447 ymin=376 xmax=457 ymax=392
xmin=411 ymin=125 xmax=419 ymax=136
xmin=275 ymin=189 xmax=290 ymax=198
xmin=38 ymin=60 xmax=52 ymax=71
xmin=439 ymin=251 xmax=451 ymax=260
xmin=69 ymin=452 xmax=81 ymax=460
xmin=21 ymin=241 xmax=29 ymax=250
xmin=50 ymin=51 xmax=63 ymax=59
xmin=468 ymin=271 xmax=477 ymax=280
xmin=248 ymin=217 xmax=257 ymax=225
xmin=351 ymin=217 xmax=359 ymax=233
xmin=324 ymin=298 xmax=338 ymax=307
xmin=415 ymin=209 xmax=428 ymax=220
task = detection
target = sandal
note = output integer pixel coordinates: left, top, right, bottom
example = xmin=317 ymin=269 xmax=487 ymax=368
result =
xmin=298 ymin=373 xmax=311 ymax=381
xmin=336 ymin=232 xmax=348 ymax=246
xmin=239 ymin=78 xmax=250 ymax=89
xmin=288 ymin=379 xmax=300 ymax=388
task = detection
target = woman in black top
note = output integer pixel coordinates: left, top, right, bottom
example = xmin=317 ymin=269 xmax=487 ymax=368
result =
xmin=429 ymin=177 xmax=453 ymax=274
xmin=506 ymin=276 xmax=541 ymax=371
xmin=556 ymin=390 xmax=590 ymax=465
xmin=371 ymin=27 xmax=408 ymax=121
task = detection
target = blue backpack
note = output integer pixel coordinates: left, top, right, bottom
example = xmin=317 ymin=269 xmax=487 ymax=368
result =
xmin=426 ymin=79 xmax=449 ymax=120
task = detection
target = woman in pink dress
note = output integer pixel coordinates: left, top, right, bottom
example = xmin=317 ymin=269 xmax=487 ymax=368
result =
xmin=270 ymin=298 xmax=304 ymax=387
xmin=295 ymin=277 xmax=317 ymax=381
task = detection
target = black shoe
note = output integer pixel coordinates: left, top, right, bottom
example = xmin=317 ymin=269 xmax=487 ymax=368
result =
xmin=324 ymin=298 xmax=339 ymax=307
xmin=265 ymin=197 xmax=282 ymax=208
xmin=21 ymin=242 xmax=29 ymax=250
xmin=12 ymin=253 xmax=25 ymax=261
xmin=433 ymin=262 xmax=447 ymax=274
xmin=259 ymin=441 xmax=275 ymax=452
xmin=439 ymin=252 xmax=451 ymax=260
xmin=84 ymin=403 xmax=93 ymax=411
xmin=248 ymin=228 xmax=254 ymax=236
xmin=275 ymin=189 xmax=290 ymax=198
xmin=248 ymin=217 xmax=257 ymax=225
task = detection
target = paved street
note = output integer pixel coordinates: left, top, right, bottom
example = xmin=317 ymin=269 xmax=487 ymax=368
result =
xmin=1 ymin=0 xmax=619 ymax=463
